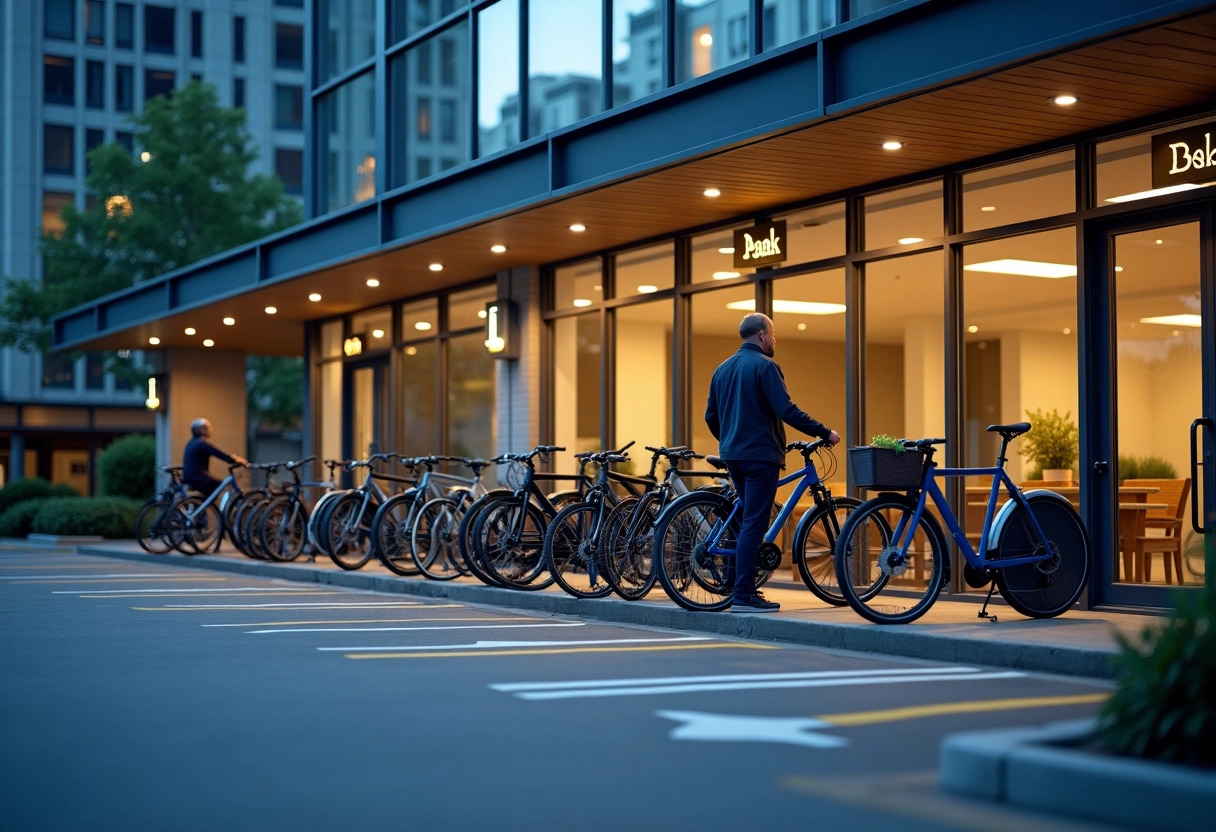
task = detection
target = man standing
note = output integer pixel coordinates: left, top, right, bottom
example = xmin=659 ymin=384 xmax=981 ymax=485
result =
xmin=705 ymin=313 xmax=839 ymax=613
xmin=182 ymin=417 xmax=248 ymax=497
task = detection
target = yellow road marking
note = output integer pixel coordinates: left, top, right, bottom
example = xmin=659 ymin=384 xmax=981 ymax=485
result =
xmin=818 ymin=693 xmax=1108 ymax=727
xmin=26 ymin=576 xmax=231 ymax=584
xmin=346 ymin=643 xmax=776 ymax=660
xmin=132 ymin=603 xmax=461 ymax=611
xmin=202 ymin=616 xmax=541 ymax=627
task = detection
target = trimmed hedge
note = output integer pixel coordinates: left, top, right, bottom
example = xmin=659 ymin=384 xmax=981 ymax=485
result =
xmin=30 ymin=497 xmax=143 ymax=538
xmin=0 ymin=477 xmax=56 ymax=515
xmin=98 ymin=434 xmax=156 ymax=500
xmin=0 ymin=498 xmax=61 ymax=538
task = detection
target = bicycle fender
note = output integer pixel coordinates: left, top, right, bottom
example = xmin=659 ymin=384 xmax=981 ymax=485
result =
xmin=989 ymin=489 xmax=1074 ymax=545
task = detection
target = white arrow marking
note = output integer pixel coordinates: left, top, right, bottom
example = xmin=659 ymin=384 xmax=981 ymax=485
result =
xmin=319 ymin=634 xmax=705 ymax=652
xmin=657 ymin=711 xmax=848 ymax=748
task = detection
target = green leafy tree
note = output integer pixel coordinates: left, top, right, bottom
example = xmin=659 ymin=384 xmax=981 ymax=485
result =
xmin=247 ymin=356 xmax=305 ymax=445
xmin=0 ymin=80 xmax=302 ymax=353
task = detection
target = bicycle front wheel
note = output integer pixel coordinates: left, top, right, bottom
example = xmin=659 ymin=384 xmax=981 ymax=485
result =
xmin=993 ymin=493 xmax=1089 ymax=618
xmin=834 ymin=494 xmax=945 ymax=625
xmin=135 ymin=500 xmax=174 ymax=554
xmin=176 ymin=497 xmax=222 ymax=554
xmin=546 ymin=502 xmax=613 ymax=599
xmin=326 ymin=493 xmax=374 ymax=570
xmin=474 ymin=498 xmax=551 ymax=590
xmin=411 ymin=497 xmax=466 ymax=580
xmin=260 ymin=497 xmax=307 ymax=562
xmin=653 ymin=491 xmax=735 ymax=612
xmin=602 ymin=496 xmax=658 ymax=600
xmin=371 ymin=493 xmax=421 ymax=577
xmin=792 ymin=496 xmax=861 ymax=606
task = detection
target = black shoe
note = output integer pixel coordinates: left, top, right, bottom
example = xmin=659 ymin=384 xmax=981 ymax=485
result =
xmin=729 ymin=592 xmax=780 ymax=613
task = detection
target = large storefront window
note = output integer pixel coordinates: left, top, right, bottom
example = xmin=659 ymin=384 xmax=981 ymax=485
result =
xmin=964 ymin=151 xmax=1074 ymax=232
xmin=554 ymin=258 xmax=602 ymax=310
xmin=400 ymin=339 xmax=437 ymax=455
xmin=689 ymin=283 xmax=755 ymax=457
xmin=529 ymin=0 xmax=603 ymax=137
xmin=865 ymin=180 xmax=942 ymax=251
xmin=776 ymin=201 xmax=846 ymax=262
xmin=553 ymin=313 xmax=602 ymax=473
xmin=317 ymin=70 xmax=377 ymax=212
xmin=390 ymin=20 xmax=471 ymax=187
xmin=447 ymin=332 xmax=496 ymax=459
xmin=614 ymin=301 xmax=672 ymax=450
xmin=691 ymin=228 xmax=756 ymax=285
xmin=615 ymin=242 xmax=673 ymax=298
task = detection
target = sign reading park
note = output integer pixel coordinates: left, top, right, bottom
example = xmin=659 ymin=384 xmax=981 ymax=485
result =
xmin=733 ymin=220 xmax=787 ymax=269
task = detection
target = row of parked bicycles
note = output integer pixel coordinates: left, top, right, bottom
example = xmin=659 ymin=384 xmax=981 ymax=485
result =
xmin=135 ymin=421 xmax=1090 ymax=624
xmin=133 ymin=439 xmax=857 ymax=612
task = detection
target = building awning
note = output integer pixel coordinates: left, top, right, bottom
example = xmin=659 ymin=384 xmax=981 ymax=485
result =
xmin=51 ymin=1 xmax=1216 ymax=357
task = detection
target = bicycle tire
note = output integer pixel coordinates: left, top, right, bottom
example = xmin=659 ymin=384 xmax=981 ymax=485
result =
xmin=177 ymin=497 xmax=222 ymax=555
xmin=457 ymin=489 xmax=515 ymax=587
xmin=834 ymin=493 xmax=946 ymax=625
xmin=260 ymin=497 xmax=307 ymax=562
xmin=307 ymin=490 xmax=347 ymax=557
xmin=792 ymin=496 xmax=861 ymax=606
xmin=545 ymin=502 xmax=614 ymax=599
xmin=653 ymin=490 xmax=735 ymax=612
xmin=241 ymin=496 xmax=275 ymax=560
xmin=474 ymin=497 xmax=552 ymax=590
xmin=371 ymin=492 xmax=422 ymax=576
xmin=410 ymin=497 xmax=466 ymax=580
xmin=993 ymin=493 xmax=1089 ymax=618
xmin=135 ymin=500 xmax=174 ymax=554
xmin=326 ymin=492 xmax=375 ymax=570
xmin=601 ymin=495 xmax=659 ymax=600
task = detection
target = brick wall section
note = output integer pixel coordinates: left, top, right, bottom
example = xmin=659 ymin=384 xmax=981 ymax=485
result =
xmin=159 ymin=348 xmax=248 ymax=481
xmin=494 ymin=266 xmax=541 ymax=481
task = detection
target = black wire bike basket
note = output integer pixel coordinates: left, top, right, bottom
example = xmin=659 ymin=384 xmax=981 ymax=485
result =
xmin=848 ymin=446 xmax=926 ymax=489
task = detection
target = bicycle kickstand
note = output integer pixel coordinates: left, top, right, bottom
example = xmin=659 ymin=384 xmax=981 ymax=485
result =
xmin=977 ymin=584 xmax=999 ymax=623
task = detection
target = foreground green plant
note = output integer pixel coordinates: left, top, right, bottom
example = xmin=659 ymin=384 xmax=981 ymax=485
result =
xmin=869 ymin=434 xmax=904 ymax=453
xmin=1096 ymin=590 xmax=1215 ymax=769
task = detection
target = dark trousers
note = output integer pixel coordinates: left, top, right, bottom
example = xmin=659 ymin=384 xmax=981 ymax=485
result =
xmin=724 ymin=459 xmax=780 ymax=598
xmin=184 ymin=474 xmax=222 ymax=498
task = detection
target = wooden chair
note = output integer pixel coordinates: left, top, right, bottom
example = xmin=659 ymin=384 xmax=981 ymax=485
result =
xmin=1124 ymin=478 xmax=1191 ymax=584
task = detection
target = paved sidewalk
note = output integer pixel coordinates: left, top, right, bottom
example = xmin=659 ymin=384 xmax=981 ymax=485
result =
xmin=60 ymin=539 xmax=1163 ymax=680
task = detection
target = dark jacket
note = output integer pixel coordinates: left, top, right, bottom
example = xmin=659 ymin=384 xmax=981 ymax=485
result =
xmin=182 ymin=436 xmax=236 ymax=487
xmin=705 ymin=342 xmax=831 ymax=467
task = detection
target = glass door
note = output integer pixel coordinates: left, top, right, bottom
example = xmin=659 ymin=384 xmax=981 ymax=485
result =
xmin=1086 ymin=206 xmax=1216 ymax=607
xmin=343 ymin=359 xmax=389 ymax=462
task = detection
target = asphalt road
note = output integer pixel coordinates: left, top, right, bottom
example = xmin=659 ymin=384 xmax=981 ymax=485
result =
xmin=0 ymin=549 xmax=1119 ymax=832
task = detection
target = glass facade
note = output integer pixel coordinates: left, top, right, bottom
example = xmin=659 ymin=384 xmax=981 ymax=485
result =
xmin=317 ymin=70 xmax=377 ymax=212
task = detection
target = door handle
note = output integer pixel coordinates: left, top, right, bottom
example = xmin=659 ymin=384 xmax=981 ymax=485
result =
xmin=1192 ymin=417 xmax=1212 ymax=533
xmin=1093 ymin=460 xmax=1109 ymax=475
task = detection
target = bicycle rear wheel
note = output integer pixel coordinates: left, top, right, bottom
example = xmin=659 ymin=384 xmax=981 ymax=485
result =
xmin=993 ymin=493 xmax=1089 ymax=618
xmin=602 ymin=496 xmax=658 ymax=600
xmin=457 ymin=489 xmax=515 ymax=587
xmin=792 ymin=496 xmax=860 ymax=606
xmin=326 ymin=493 xmax=374 ymax=570
xmin=834 ymin=494 xmax=945 ymax=625
xmin=260 ymin=497 xmax=307 ymax=562
xmin=653 ymin=491 xmax=735 ymax=612
xmin=411 ymin=497 xmax=466 ymax=580
xmin=475 ymin=498 xmax=551 ymax=590
xmin=546 ymin=502 xmax=613 ymax=599
xmin=135 ymin=500 xmax=174 ymax=554
xmin=371 ymin=493 xmax=421 ymax=576
xmin=177 ymin=497 xmax=222 ymax=554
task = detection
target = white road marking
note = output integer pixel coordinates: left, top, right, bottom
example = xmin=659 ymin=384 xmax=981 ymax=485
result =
xmin=656 ymin=711 xmax=847 ymax=749
xmin=3 ymin=573 xmax=187 ymax=580
xmin=492 ymin=667 xmax=1025 ymax=700
xmin=50 ymin=585 xmax=318 ymax=594
xmin=493 ymin=665 xmax=989 ymax=692
xmin=150 ymin=601 xmax=433 ymax=609
xmin=254 ymin=622 xmax=586 ymax=635
xmin=319 ymin=634 xmax=707 ymax=652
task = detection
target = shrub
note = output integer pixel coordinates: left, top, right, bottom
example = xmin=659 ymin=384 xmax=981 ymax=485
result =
xmin=1120 ymin=455 xmax=1178 ymax=480
xmin=49 ymin=482 xmax=80 ymax=498
xmin=1097 ymin=590 xmax=1215 ymax=769
xmin=31 ymin=496 xmax=143 ymax=538
xmin=97 ymin=434 xmax=156 ymax=500
xmin=0 ymin=477 xmax=55 ymax=515
xmin=0 ymin=498 xmax=58 ymax=537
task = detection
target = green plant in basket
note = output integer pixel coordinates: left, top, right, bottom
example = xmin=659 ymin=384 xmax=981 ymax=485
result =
xmin=870 ymin=434 xmax=904 ymax=454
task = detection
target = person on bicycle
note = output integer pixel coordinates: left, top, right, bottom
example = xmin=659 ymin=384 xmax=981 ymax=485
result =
xmin=182 ymin=417 xmax=247 ymax=497
xmin=705 ymin=313 xmax=839 ymax=613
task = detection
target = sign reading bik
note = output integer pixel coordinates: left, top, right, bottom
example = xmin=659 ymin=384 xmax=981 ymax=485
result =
xmin=733 ymin=220 xmax=787 ymax=269
xmin=1151 ymin=120 xmax=1216 ymax=190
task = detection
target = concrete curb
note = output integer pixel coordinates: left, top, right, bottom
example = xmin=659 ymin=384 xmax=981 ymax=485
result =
xmin=74 ymin=544 xmax=1117 ymax=679
xmin=940 ymin=719 xmax=1216 ymax=830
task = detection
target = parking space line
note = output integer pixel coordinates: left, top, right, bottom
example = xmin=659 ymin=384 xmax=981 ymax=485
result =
xmin=327 ymin=636 xmax=712 ymax=652
xmin=345 ymin=643 xmax=773 ymax=660
xmin=53 ymin=585 xmax=313 ymax=593
xmin=133 ymin=602 xmax=459 ymax=610
xmin=26 ymin=575 xmax=230 ymax=583
xmin=253 ymin=621 xmax=584 ymax=634
xmin=817 ymin=693 xmax=1109 ymax=726
xmin=84 ymin=591 xmax=343 ymax=598
xmin=202 ymin=616 xmax=541 ymax=627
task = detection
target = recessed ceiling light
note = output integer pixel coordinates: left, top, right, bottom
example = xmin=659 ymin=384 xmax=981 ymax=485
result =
xmin=490 ymin=244 xmax=507 ymax=253
xmin=478 ymin=309 xmax=487 ymax=318
xmin=796 ymin=323 xmax=807 ymax=331
xmin=572 ymin=298 xmax=592 ymax=307
xmin=964 ymin=259 xmax=1076 ymax=279
xmin=968 ymin=325 xmax=979 ymax=333
xmin=569 ymin=223 xmax=586 ymax=232
xmin=372 ymin=329 xmax=385 ymax=338
xmin=428 ymin=263 xmax=443 ymax=272
xmin=699 ymin=32 xmax=712 ymax=47
xmin=1062 ymin=328 xmax=1072 ymax=335
xmin=148 ymin=336 xmax=160 ymax=345
xmin=703 ymin=188 xmax=721 ymax=198
xmin=718 ymin=247 xmax=735 ymax=255
xmin=726 ymin=299 xmax=846 ymax=315
xmin=980 ymin=205 xmax=997 ymax=212
xmin=1052 ymin=94 xmax=1078 ymax=106
xmin=366 ymin=278 xmax=380 ymax=287
xmin=414 ymin=321 xmax=432 ymax=330
xmin=593 ymin=285 xmax=602 ymax=292
xmin=308 ymin=293 xmax=322 ymax=302
xmin=637 ymin=284 xmax=658 ymax=293
xmin=882 ymin=140 xmax=903 ymax=151
xmin=405 ymin=346 xmax=418 ymax=356
xmin=898 ymin=237 xmax=924 ymax=245
xmin=184 ymin=327 xmax=196 ymax=335
xmin=264 ymin=306 xmax=277 ymax=314
xmin=1155 ymin=239 xmax=1164 ymax=245
xmin=712 ymin=271 xmax=741 ymax=280
xmin=203 ymin=339 xmax=215 ymax=347
xmin=222 ymin=317 xmax=235 ymax=326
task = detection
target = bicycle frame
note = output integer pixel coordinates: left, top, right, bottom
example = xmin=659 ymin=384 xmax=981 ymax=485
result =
xmin=706 ymin=453 xmax=826 ymax=557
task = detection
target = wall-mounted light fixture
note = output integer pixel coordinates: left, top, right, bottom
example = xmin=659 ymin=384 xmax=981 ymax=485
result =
xmin=145 ymin=374 xmax=166 ymax=411
xmin=343 ymin=334 xmax=364 ymax=357
xmin=484 ymin=300 xmax=518 ymax=359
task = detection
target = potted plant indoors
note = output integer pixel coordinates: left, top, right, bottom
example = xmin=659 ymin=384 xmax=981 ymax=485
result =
xmin=1022 ymin=408 xmax=1079 ymax=483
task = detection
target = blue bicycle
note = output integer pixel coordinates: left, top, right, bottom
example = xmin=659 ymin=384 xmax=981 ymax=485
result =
xmin=833 ymin=422 xmax=1090 ymax=625
xmin=651 ymin=439 xmax=860 ymax=611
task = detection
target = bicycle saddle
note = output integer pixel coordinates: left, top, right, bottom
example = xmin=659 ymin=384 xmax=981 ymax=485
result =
xmin=987 ymin=422 xmax=1031 ymax=439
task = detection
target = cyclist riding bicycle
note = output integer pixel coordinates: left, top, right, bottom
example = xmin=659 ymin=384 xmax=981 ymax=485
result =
xmin=182 ymin=417 xmax=248 ymax=496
